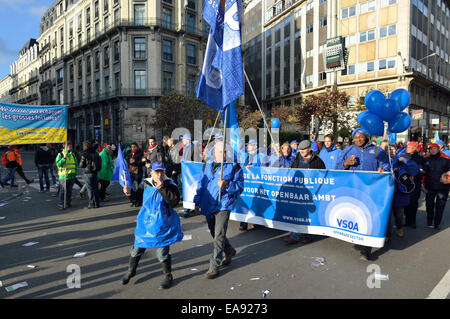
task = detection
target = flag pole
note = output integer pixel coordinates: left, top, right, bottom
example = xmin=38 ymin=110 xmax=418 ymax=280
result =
xmin=244 ymin=69 xmax=275 ymax=143
xmin=218 ymin=105 xmax=228 ymax=203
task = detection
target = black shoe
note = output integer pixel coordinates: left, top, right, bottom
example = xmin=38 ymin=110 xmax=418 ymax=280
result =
xmin=26 ymin=178 xmax=34 ymax=185
xmin=205 ymin=268 xmax=220 ymax=279
xmin=122 ymin=255 xmax=142 ymax=285
xmin=222 ymin=249 xmax=236 ymax=266
xmin=0 ymin=181 xmax=4 ymax=188
xmin=159 ymin=258 xmax=173 ymax=289
xmin=10 ymin=184 xmax=18 ymax=188
xmin=434 ymin=225 xmax=441 ymax=230
xmin=3 ymin=182 xmax=10 ymax=186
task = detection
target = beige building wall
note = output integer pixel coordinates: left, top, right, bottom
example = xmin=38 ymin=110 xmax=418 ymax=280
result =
xmin=0 ymin=75 xmax=12 ymax=103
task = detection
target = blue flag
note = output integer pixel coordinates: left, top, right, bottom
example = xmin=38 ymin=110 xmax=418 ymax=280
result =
xmin=112 ymin=144 xmax=134 ymax=191
xmin=220 ymin=101 xmax=242 ymax=160
xmin=195 ymin=0 xmax=244 ymax=112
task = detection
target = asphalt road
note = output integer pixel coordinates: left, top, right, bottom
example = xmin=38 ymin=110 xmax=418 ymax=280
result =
xmin=0 ymin=151 xmax=449 ymax=301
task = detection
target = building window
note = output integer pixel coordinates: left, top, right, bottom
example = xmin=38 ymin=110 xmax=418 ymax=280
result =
xmin=134 ymin=4 xmax=145 ymax=25
xmin=86 ymin=7 xmax=91 ymax=25
xmin=104 ymin=75 xmax=110 ymax=94
xmin=57 ymin=68 xmax=64 ymax=84
xmin=360 ymin=29 xmax=375 ymax=42
xmin=163 ymin=71 xmax=174 ymax=93
xmin=86 ymin=55 xmax=91 ymax=75
xmin=104 ymin=46 xmax=110 ymax=67
xmin=306 ymin=1 xmax=314 ymax=12
xmin=360 ymin=0 xmax=376 ymax=14
xmin=95 ymin=79 xmax=100 ymax=97
xmin=320 ymin=16 xmax=327 ymax=27
xmin=162 ymin=39 xmax=173 ymax=61
xmin=306 ymin=24 xmax=313 ymax=34
xmin=342 ymin=5 xmax=356 ymax=19
xmin=134 ymin=37 xmax=146 ymax=59
xmin=114 ymin=72 xmax=120 ymax=93
xmin=187 ymin=0 xmax=196 ymax=10
xmin=95 ymin=50 xmax=100 ymax=69
xmin=104 ymin=0 xmax=109 ymax=12
xmin=94 ymin=0 xmax=99 ymax=19
xmin=162 ymin=7 xmax=172 ymax=29
xmin=114 ymin=8 xmax=120 ymax=24
xmin=186 ymin=12 xmax=196 ymax=33
xmin=114 ymin=40 xmax=120 ymax=61
xmin=305 ymin=74 xmax=313 ymax=85
xmin=186 ymin=43 xmax=196 ymax=65
xmin=319 ymin=72 xmax=327 ymax=81
xmin=388 ymin=24 xmax=396 ymax=36
xmin=78 ymin=60 xmax=82 ymax=78
xmin=135 ymin=70 xmax=146 ymax=95
xmin=69 ymin=64 xmax=74 ymax=82
xmin=78 ymin=13 xmax=82 ymax=31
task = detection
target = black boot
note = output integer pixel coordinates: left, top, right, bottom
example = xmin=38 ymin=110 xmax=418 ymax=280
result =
xmin=121 ymin=255 xmax=141 ymax=285
xmin=159 ymin=257 xmax=173 ymax=289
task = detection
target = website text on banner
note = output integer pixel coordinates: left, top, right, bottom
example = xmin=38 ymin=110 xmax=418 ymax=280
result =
xmin=0 ymin=102 xmax=68 ymax=145
xmin=182 ymin=162 xmax=395 ymax=248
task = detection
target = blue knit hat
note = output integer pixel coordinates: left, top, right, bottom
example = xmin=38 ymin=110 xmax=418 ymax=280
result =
xmin=352 ymin=128 xmax=368 ymax=138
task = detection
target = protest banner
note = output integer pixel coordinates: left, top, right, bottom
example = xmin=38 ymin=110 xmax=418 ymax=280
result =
xmin=0 ymin=102 xmax=68 ymax=145
xmin=182 ymin=162 xmax=394 ymax=248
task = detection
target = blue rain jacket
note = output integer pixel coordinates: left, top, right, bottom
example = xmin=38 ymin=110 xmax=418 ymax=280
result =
xmin=134 ymin=178 xmax=183 ymax=249
xmin=193 ymin=162 xmax=244 ymax=216
xmin=336 ymin=143 xmax=391 ymax=172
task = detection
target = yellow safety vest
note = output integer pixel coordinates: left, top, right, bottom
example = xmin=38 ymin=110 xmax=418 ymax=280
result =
xmin=58 ymin=151 xmax=77 ymax=178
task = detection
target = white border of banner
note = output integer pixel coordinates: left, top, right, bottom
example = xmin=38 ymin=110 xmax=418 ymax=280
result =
xmin=229 ymin=212 xmax=385 ymax=248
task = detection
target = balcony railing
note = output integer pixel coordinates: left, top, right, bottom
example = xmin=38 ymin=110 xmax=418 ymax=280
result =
xmin=69 ymin=88 xmax=193 ymax=107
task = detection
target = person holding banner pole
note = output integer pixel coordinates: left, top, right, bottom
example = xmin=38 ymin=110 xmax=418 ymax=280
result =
xmin=193 ymin=140 xmax=244 ymax=279
xmin=336 ymin=128 xmax=391 ymax=261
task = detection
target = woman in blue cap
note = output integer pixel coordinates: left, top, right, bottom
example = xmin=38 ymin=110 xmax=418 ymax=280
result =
xmin=121 ymin=162 xmax=183 ymax=289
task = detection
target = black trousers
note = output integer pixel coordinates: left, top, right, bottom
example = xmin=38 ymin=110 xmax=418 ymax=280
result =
xmin=99 ymin=180 xmax=110 ymax=200
xmin=16 ymin=165 xmax=31 ymax=183
xmin=426 ymin=189 xmax=449 ymax=227
xmin=404 ymin=184 xmax=422 ymax=226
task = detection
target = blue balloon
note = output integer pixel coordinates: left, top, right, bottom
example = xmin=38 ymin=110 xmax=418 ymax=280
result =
xmin=359 ymin=112 xmax=385 ymax=136
xmin=389 ymin=89 xmax=410 ymax=111
xmin=365 ymin=90 xmax=386 ymax=115
xmin=271 ymin=118 xmax=281 ymax=129
xmin=357 ymin=111 xmax=370 ymax=125
xmin=377 ymin=98 xmax=401 ymax=122
xmin=388 ymin=112 xmax=411 ymax=133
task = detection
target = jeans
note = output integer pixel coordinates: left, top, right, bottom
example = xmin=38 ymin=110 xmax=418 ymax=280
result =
xmin=1 ymin=167 xmax=16 ymax=186
xmin=59 ymin=178 xmax=75 ymax=207
xmin=206 ymin=210 xmax=235 ymax=271
xmin=130 ymin=245 xmax=170 ymax=263
xmin=385 ymin=206 xmax=405 ymax=238
xmin=37 ymin=165 xmax=50 ymax=191
xmin=48 ymin=165 xmax=57 ymax=185
xmin=426 ymin=189 xmax=450 ymax=227
xmin=84 ymin=173 xmax=100 ymax=207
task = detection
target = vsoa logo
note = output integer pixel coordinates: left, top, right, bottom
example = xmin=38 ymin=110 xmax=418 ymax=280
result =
xmin=336 ymin=218 xmax=359 ymax=232
xmin=325 ymin=197 xmax=373 ymax=234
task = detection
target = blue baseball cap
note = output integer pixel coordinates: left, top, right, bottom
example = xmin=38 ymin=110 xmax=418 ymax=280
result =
xmin=182 ymin=134 xmax=192 ymax=140
xmin=151 ymin=162 xmax=166 ymax=171
xmin=290 ymin=140 xmax=298 ymax=145
xmin=248 ymin=139 xmax=257 ymax=145
xmin=352 ymin=128 xmax=368 ymax=138
xmin=436 ymin=140 xmax=444 ymax=146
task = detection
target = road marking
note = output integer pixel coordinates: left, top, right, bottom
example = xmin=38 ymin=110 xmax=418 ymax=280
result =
xmin=427 ymin=269 xmax=450 ymax=299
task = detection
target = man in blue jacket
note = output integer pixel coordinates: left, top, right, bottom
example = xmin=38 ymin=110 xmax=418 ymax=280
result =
xmin=319 ymin=134 xmax=343 ymax=169
xmin=121 ymin=162 xmax=183 ymax=289
xmin=336 ymin=128 xmax=391 ymax=261
xmin=194 ymin=141 xmax=244 ymax=279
